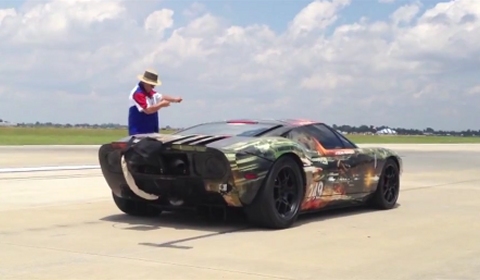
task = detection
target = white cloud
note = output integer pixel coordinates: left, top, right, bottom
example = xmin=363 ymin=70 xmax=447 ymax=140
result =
xmin=0 ymin=8 xmax=15 ymax=23
xmin=466 ymin=85 xmax=480 ymax=96
xmin=390 ymin=3 xmax=421 ymax=25
xmin=9 ymin=0 xmax=125 ymax=45
xmin=287 ymin=0 xmax=351 ymax=36
xmin=144 ymin=9 xmax=174 ymax=34
xmin=183 ymin=2 xmax=207 ymax=19
xmin=0 ymin=0 xmax=479 ymax=130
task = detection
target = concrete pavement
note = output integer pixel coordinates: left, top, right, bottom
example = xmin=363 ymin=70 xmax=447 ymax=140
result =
xmin=0 ymin=144 xmax=479 ymax=279
xmin=0 ymin=146 xmax=99 ymax=168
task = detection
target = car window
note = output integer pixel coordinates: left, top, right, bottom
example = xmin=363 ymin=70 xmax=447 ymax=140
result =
xmin=335 ymin=132 xmax=356 ymax=149
xmin=303 ymin=124 xmax=345 ymax=149
xmin=285 ymin=128 xmax=320 ymax=153
xmin=327 ymin=127 xmax=357 ymax=149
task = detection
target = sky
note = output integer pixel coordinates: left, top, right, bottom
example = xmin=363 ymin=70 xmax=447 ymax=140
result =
xmin=0 ymin=0 xmax=479 ymax=131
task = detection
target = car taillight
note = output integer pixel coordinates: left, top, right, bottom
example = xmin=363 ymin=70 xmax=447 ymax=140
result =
xmin=244 ymin=173 xmax=258 ymax=180
xmin=111 ymin=142 xmax=127 ymax=149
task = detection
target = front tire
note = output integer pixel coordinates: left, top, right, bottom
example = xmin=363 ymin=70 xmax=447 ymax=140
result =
xmin=368 ymin=158 xmax=400 ymax=209
xmin=244 ymin=155 xmax=305 ymax=229
xmin=112 ymin=192 xmax=162 ymax=217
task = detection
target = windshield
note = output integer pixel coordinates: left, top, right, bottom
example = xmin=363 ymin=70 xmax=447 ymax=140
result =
xmin=174 ymin=122 xmax=278 ymax=137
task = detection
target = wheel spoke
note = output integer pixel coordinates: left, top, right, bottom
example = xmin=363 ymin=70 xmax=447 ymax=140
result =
xmin=275 ymin=199 xmax=283 ymax=212
xmin=274 ymin=198 xmax=289 ymax=216
xmin=271 ymin=166 xmax=299 ymax=218
xmin=381 ymin=165 xmax=399 ymax=203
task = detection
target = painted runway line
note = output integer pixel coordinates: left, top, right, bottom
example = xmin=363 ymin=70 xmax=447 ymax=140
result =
xmin=0 ymin=165 xmax=100 ymax=174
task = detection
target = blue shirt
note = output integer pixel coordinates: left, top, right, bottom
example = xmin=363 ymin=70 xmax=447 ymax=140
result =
xmin=128 ymin=83 xmax=162 ymax=136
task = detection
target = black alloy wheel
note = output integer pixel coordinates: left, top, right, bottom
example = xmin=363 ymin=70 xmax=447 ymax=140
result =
xmin=382 ymin=164 xmax=399 ymax=204
xmin=244 ymin=155 xmax=304 ymax=229
xmin=273 ymin=166 xmax=300 ymax=220
xmin=369 ymin=158 xmax=400 ymax=210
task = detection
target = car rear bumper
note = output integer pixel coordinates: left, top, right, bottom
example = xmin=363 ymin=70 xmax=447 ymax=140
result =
xmin=98 ymin=143 xmax=253 ymax=208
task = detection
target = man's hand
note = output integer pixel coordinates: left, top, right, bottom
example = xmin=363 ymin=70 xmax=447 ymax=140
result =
xmin=173 ymin=97 xmax=182 ymax=103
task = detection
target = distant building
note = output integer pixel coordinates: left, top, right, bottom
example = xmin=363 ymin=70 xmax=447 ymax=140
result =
xmin=376 ymin=127 xmax=397 ymax=135
xmin=0 ymin=119 xmax=16 ymax=126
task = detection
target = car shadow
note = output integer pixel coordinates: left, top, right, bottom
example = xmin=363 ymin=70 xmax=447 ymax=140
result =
xmin=293 ymin=203 xmax=401 ymax=228
xmin=99 ymin=203 xmax=400 ymax=250
xmin=101 ymin=207 xmax=249 ymax=233
xmin=100 ymin=207 xmax=251 ymax=250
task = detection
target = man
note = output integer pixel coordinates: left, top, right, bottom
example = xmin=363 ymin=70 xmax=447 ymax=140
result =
xmin=128 ymin=69 xmax=182 ymax=136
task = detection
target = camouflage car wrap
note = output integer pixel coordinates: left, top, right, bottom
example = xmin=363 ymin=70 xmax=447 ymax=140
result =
xmin=299 ymin=147 xmax=401 ymax=211
xmin=99 ymin=130 xmax=402 ymax=213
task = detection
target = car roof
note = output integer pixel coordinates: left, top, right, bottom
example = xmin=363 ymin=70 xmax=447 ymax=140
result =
xmin=223 ymin=118 xmax=322 ymax=128
xmin=175 ymin=118 xmax=326 ymax=138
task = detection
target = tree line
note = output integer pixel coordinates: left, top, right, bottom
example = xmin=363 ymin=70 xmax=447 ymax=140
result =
xmin=1 ymin=121 xmax=475 ymax=137
xmin=332 ymin=124 xmax=479 ymax=137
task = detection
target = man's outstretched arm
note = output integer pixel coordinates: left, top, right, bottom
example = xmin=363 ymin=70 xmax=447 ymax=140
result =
xmin=131 ymin=92 xmax=171 ymax=115
xmin=161 ymin=94 xmax=183 ymax=103
xmin=143 ymin=100 xmax=170 ymax=114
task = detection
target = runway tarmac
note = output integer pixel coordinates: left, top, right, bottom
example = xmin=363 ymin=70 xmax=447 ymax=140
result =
xmin=1 ymin=144 xmax=479 ymax=279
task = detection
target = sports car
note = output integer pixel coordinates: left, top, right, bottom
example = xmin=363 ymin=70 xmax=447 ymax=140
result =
xmin=98 ymin=119 xmax=402 ymax=229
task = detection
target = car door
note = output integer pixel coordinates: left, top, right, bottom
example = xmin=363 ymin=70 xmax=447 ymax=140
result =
xmin=288 ymin=124 xmax=375 ymax=197
xmin=284 ymin=126 xmax=347 ymax=205
xmin=311 ymin=123 xmax=378 ymax=196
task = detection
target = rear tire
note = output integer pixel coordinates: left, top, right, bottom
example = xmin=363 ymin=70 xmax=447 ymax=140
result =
xmin=112 ymin=192 xmax=161 ymax=217
xmin=244 ymin=155 xmax=305 ymax=229
xmin=368 ymin=158 xmax=400 ymax=209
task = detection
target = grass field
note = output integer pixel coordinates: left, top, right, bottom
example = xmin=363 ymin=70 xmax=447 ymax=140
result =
xmin=1 ymin=126 xmax=479 ymax=145
xmin=0 ymin=127 xmax=173 ymax=145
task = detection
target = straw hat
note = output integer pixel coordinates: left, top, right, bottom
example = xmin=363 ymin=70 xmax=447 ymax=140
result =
xmin=137 ymin=69 xmax=162 ymax=86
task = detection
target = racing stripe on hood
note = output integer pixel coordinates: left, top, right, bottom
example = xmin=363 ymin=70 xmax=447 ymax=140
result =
xmin=188 ymin=135 xmax=231 ymax=146
xmin=171 ymin=134 xmax=211 ymax=145
xmin=160 ymin=134 xmax=200 ymax=144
